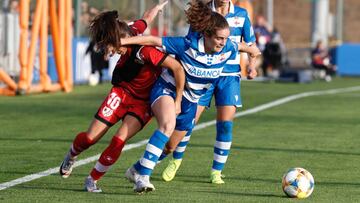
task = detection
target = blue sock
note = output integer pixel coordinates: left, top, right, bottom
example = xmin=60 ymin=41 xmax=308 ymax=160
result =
xmin=158 ymin=152 xmax=168 ymax=162
xmin=173 ymin=129 xmax=192 ymax=160
xmin=133 ymin=130 xmax=169 ymax=176
xmin=212 ymin=121 xmax=233 ymax=171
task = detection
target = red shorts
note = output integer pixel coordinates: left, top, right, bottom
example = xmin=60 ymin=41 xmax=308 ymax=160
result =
xmin=95 ymin=86 xmax=152 ymax=127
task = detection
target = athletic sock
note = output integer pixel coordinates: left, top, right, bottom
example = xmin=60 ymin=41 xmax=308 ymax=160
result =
xmin=90 ymin=136 xmax=125 ymax=180
xmin=134 ymin=130 xmax=169 ymax=176
xmin=158 ymin=152 xmax=168 ymax=162
xmin=212 ymin=121 xmax=233 ymax=171
xmin=173 ymin=129 xmax=192 ymax=160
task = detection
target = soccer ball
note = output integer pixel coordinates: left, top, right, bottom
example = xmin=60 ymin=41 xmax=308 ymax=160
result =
xmin=282 ymin=167 xmax=315 ymax=199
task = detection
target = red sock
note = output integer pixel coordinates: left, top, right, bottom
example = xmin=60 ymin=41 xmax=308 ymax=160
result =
xmin=90 ymin=136 xmax=125 ymax=180
xmin=70 ymin=132 xmax=96 ymax=157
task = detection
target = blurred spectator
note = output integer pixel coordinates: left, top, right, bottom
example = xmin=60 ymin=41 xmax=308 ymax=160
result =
xmin=1 ymin=0 xmax=20 ymax=78
xmin=9 ymin=0 xmax=18 ymax=13
xmin=80 ymin=11 xmax=91 ymax=36
xmin=81 ymin=1 xmax=89 ymax=14
xmin=311 ymin=40 xmax=336 ymax=82
xmin=262 ymin=27 xmax=287 ymax=78
xmin=85 ymin=40 xmax=109 ymax=85
xmin=254 ymin=15 xmax=272 ymax=52
xmin=254 ymin=15 xmax=275 ymax=77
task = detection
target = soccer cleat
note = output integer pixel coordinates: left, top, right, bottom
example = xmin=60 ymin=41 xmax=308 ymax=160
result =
xmin=134 ymin=175 xmax=155 ymax=194
xmin=59 ymin=152 xmax=76 ymax=178
xmin=210 ymin=170 xmax=225 ymax=184
xmin=84 ymin=176 xmax=102 ymax=193
xmin=125 ymin=166 xmax=139 ymax=184
xmin=162 ymin=158 xmax=182 ymax=182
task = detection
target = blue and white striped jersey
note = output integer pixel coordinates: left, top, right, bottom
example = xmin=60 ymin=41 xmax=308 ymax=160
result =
xmin=161 ymin=34 xmax=238 ymax=103
xmin=210 ymin=0 xmax=256 ymax=75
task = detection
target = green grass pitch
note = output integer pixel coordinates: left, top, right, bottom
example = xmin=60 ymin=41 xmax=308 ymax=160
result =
xmin=0 ymin=77 xmax=359 ymax=202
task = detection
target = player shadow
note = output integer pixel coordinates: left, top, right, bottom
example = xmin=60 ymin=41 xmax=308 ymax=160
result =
xmin=189 ymin=143 xmax=360 ymax=156
xmin=15 ymin=184 xmax=86 ymax=192
xmin=231 ymin=176 xmax=279 ymax=184
xmin=151 ymin=173 xmax=209 ymax=184
xmin=228 ymin=176 xmax=360 ymax=189
xmin=196 ymin=189 xmax=286 ymax=198
xmin=11 ymin=177 xmax=142 ymax=196
xmin=168 ymin=174 xmax=280 ymax=185
xmin=0 ymin=137 xmax=108 ymax=144
xmin=151 ymin=172 xmax=360 ymax=188
xmin=315 ymin=180 xmax=360 ymax=187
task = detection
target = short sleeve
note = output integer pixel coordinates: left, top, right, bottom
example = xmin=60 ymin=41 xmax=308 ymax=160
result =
xmin=242 ymin=12 xmax=256 ymax=44
xmin=139 ymin=46 xmax=168 ymax=67
xmin=227 ymin=40 xmax=239 ymax=60
xmin=230 ymin=40 xmax=238 ymax=53
xmin=128 ymin=19 xmax=147 ymax=35
xmin=162 ymin=37 xmax=186 ymax=55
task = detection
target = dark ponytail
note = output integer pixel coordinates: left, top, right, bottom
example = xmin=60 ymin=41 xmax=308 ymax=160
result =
xmin=185 ymin=0 xmax=229 ymax=36
xmin=89 ymin=10 xmax=132 ymax=52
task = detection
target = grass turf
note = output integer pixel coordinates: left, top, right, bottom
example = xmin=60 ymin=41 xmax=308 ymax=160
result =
xmin=0 ymin=77 xmax=359 ymax=202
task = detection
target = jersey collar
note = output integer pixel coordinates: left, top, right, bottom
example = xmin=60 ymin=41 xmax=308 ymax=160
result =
xmin=211 ymin=0 xmax=235 ymax=14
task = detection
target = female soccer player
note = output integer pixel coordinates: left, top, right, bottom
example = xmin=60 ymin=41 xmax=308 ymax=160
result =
xmin=59 ymin=2 xmax=185 ymax=193
xmin=119 ymin=0 xmax=260 ymax=193
xmin=161 ymin=0 xmax=259 ymax=185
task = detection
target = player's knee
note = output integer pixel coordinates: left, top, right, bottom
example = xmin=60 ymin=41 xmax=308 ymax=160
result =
xmin=84 ymin=132 xmax=99 ymax=145
xmin=158 ymin=121 xmax=176 ymax=136
xmin=73 ymin=132 xmax=98 ymax=151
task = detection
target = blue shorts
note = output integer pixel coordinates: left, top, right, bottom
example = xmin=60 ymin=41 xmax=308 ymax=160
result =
xmin=198 ymin=76 xmax=242 ymax=108
xmin=150 ymin=78 xmax=197 ymax=131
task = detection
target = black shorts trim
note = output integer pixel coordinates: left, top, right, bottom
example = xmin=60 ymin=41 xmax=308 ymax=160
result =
xmin=125 ymin=112 xmax=146 ymax=129
xmin=94 ymin=113 xmax=114 ymax=127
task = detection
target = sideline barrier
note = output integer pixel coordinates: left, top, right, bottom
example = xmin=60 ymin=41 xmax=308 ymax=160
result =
xmin=0 ymin=0 xmax=73 ymax=96
xmin=336 ymin=44 xmax=360 ymax=76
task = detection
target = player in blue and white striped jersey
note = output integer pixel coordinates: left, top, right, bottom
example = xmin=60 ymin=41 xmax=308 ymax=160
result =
xmin=161 ymin=0 xmax=259 ymax=184
xmin=120 ymin=0 xmax=260 ymax=193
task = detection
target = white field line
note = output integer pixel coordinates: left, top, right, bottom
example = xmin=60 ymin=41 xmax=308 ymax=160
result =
xmin=1 ymin=86 xmax=359 ymax=191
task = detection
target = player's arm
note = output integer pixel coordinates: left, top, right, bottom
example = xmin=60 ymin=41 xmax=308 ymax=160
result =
xmin=237 ymin=42 xmax=261 ymax=57
xmin=161 ymin=56 xmax=185 ymax=115
xmin=121 ymin=35 xmax=163 ymax=47
xmin=240 ymin=12 xmax=259 ymax=79
xmin=237 ymin=42 xmax=260 ymax=79
xmin=247 ymin=43 xmax=259 ymax=79
xmin=142 ymin=1 xmax=168 ymax=25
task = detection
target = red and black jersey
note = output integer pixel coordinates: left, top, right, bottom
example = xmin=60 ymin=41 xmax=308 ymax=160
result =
xmin=113 ymin=46 xmax=168 ymax=100
xmin=110 ymin=19 xmax=168 ymax=100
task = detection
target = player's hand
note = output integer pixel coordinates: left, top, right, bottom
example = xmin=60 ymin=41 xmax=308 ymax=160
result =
xmin=157 ymin=1 xmax=168 ymax=12
xmin=142 ymin=1 xmax=168 ymax=25
xmin=175 ymin=100 xmax=182 ymax=115
xmin=247 ymin=67 xmax=257 ymax=80
xmin=249 ymin=45 xmax=261 ymax=57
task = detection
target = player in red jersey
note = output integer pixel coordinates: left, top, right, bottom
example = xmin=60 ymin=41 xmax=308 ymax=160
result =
xmin=59 ymin=2 xmax=185 ymax=193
